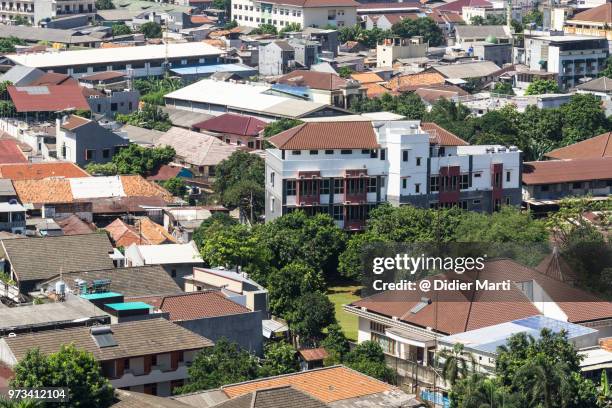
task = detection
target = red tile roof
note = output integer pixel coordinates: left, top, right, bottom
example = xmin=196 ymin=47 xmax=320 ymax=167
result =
xmin=277 ymin=70 xmax=349 ymax=91
xmin=138 ymin=291 xmax=251 ymax=321
xmin=545 ymin=132 xmax=612 ymax=160
xmin=269 ymin=122 xmax=379 ymax=150
xmin=435 ymin=0 xmax=491 ymax=13
xmin=56 ymin=214 xmax=96 ymax=236
xmin=421 ymin=122 xmax=469 ymax=146
xmin=146 ymin=164 xmax=183 ymax=181
xmin=190 ymin=14 xmax=214 ymax=24
xmin=0 ymin=162 xmax=89 ymax=180
xmin=28 ymin=72 xmax=77 ymax=86
xmin=356 ymin=2 xmax=420 ymax=9
xmin=60 ymin=115 xmax=90 ymax=131
xmin=523 ymin=157 xmax=612 ymax=185
xmin=298 ymin=348 xmax=328 ymax=362
xmin=570 ymin=2 xmax=612 ymax=23
xmin=192 ymin=113 xmax=266 ymax=137
xmin=351 ymin=259 xmax=612 ymax=334
xmin=0 ymin=139 xmax=27 ymax=164
xmin=8 ymin=84 xmax=90 ymax=113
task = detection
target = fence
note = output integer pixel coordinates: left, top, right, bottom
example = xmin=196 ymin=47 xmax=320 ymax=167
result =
xmin=384 ymin=354 xmax=445 ymax=391
xmin=0 ymin=281 xmax=20 ymax=303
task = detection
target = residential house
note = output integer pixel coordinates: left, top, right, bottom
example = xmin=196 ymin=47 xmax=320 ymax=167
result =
xmin=56 ymin=115 xmax=129 ymax=166
xmin=0 ymin=318 xmax=213 ymax=396
xmin=55 ymin=214 xmax=97 ymax=236
xmin=6 ymin=84 xmax=90 ymax=118
xmin=105 ymin=217 xmax=176 ymax=248
xmin=231 ymin=0 xmax=358 ymax=30
xmin=265 ymin=121 xmax=521 ymax=230
xmin=345 ymin=258 xmax=612 ymax=389
xmin=303 ymin=27 xmax=339 ymax=57
xmin=276 ymin=70 xmax=365 ymax=109
xmin=164 ymin=79 xmax=352 ymax=121
xmin=432 ymin=60 xmax=502 ymax=84
xmin=192 ymin=113 xmax=266 ymax=149
xmin=384 ymin=70 xmax=446 ymax=93
xmin=1 ymin=233 xmax=115 ymax=293
xmin=131 ymin=290 xmax=263 ymax=354
xmin=0 ymin=66 xmax=47 ymax=87
xmin=81 ymin=85 xmax=140 ymax=119
xmin=350 ymin=72 xmax=388 ymax=98
xmin=161 ymin=206 xmax=230 ymax=243
xmin=0 ymin=140 xmax=28 ymax=164
xmin=119 ymin=125 xmax=165 ymax=148
xmin=414 ymin=84 xmax=469 ymax=108
xmin=455 ymin=25 xmax=513 ymax=49
xmin=124 ymin=241 xmax=204 ymax=284
xmin=258 ymin=40 xmax=296 ymax=76
xmin=435 ymin=0 xmax=492 ymax=15
xmin=287 ymin=37 xmax=319 ymax=69
xmin=0 ymin=180 xmax=25 ymax=235
xmin=545 ymin=131 xmax=612 ymax=160
xmin=365 ymin=13 xmax=417 ymax=31
xmin=184 ymin=267 xmax=268 ymax=314
xmin=0 ymin=162 xmax=89 ymax=181
xmin=376 ymin=36 xmax=428 ymax=68
xmin=574 ymin=77 xmax=612 ymax=115
xmin=173 ymin=365 xmax=418 ymax=407
xmin=155 ymin=127 xmax=238 ymax=180
xmin=210 ymin=386 xmax=329 ymax=408
xmin=0 ymin=23 xmax=98 ymax=43
xmin=564 ymin=3 xmax=612 ymax=41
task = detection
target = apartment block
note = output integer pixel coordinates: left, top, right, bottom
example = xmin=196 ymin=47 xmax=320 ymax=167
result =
xmin=265 ymin=121 xmax=522 ymax=230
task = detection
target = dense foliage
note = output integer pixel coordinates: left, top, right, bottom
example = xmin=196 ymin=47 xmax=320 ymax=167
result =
xmin=95 ymin=0 xmax=114 ymax=9
xmin=525 ymin=79 xmax=560 ymax=95
xmin=163 ymin=177 xmax=186 ymax=196
xmin=0 ymin=36 xmax=26 ymax=53
xmin=351 ymin=92 xmax=426 ymax=119
xmin=11 ymin=346 xmax=114 ymax=408
xmin=345 ymin=341 xmax=396 ymax=383
xmin=85 ymin=144 xmax=175 ymax=176
xmin=139 ymin=22 xmax=162 ymax=38
xmin=262 ymin=118 xmax=303 ymax=138
xmin=111 ymin=23 xmax=131 ymax=36
xmin=134 ymin=77 xmax=183 ymax=106
xmin=116 ymin=103 xmax=172 ymax=131
xmin=391 ymin=17 xmax=444 ymax=46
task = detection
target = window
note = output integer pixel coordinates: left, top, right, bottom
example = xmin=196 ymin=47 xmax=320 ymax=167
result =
xmin=505 ymin=197 xmax=511 ymax=205
xmin=361 ymin=149 xmax=370 ymax=154
xmin=494 ymin=172 xmax=502 ymax=188
xmin=472 ymin=199 xmax=481 ymax=205
xmin=381 ymin=177 xmax=385 ymax=188
xmin=171 ymin=269 xmax=177 ymax=278
xmin=110 ymin=103 xmax=118 ymax=112
xmin=333 ymin=179 xmax=344 ymax=194
xmin=460 ymin=174 xmax=469 ymax=190
xmin=474 ymin=172 xmax=482 ymax=178
xmin=102 ymin=149 xmax=110 ymax=159
xmin=325 ymin=150 xmax=333 ymax=154
xmin=340 ymin=149 xmax=352 ymax=155
xmin=367 ymin=177 xmax=377 ymax=193
xmin=402 ymin=179 xmax=407 ymax=189
xmin=380 ymin=149 xmax=386 ymax=160
xmin=291 ymin=150 xmax=301 ymax=155
xmin=370 ymin=149 xmax=378 ymax=158
xmin=430 ymin=176 xmax=439 ymax=192
xmin=286 ymin=180 xmax=296 ymax=196
xmin=270 ymin=197 xmax=275 ymax=212
xmin=371 ymin=332 xmax=396 ymax=355
xmin=506 ymin=171 xmax=511 ymax=182
xmin=416 ymin=157 xmax=422 ymax=166
xmin=270 ymin=172 xmax=275 ymax=187
xmin=415 ymin=183 xmax=421 ymax=193
xmin=460 ymin=200 xmax=468 ymax=210
xmin=333 ymin=205 xmax=343 ymax=221
xmin=541 ymin=185 xmax=550 ymax=192
xmin=320 ymin=179 xmax=330 ymax=194
xmin=494 ymin=198 xmax=502 ymax=212
xmin=370 ymin=321 xmax=388 ymax=333
xmin=402 ymin=150 xmax=408 ymax=162
xmin=572 ymin=182 xmax=582 ymax=189
xmin=309 ymin=150 xmax=318 ymax=155
xmin=85 ymin=149 xmax=95 ymax=161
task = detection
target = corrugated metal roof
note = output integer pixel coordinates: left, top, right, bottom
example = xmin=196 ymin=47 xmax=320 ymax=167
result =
xmin=69 ymin=175 xmax=125 ymax=199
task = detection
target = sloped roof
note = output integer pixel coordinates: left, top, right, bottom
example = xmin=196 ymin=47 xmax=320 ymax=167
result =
xmin=535 ymin=248 xmax=578 ymax=284
xmin=278 ymin=70 xmax=349 ymax=91
xmin=455 ymin=25 xmax=511 ymax=40
xmin=156 ymin=127 xmax=238 ymax=166
xmin=421 ymin=122 xmax=469 ymax=146
xmin=223 ymin=366 xmax=394 ymax=403
xmin=574 ymin=76 xmax=612 ymax=93
xmin=544 ymin=132 xmax=612 ymax=159
xmin=4 ymin=318 xmax=213 ymax=362
xmin=8 ymin=84 xmax=90 ymax=113
xmin=414 ymin=84 xmax=468 ymax=104
xmin=192 ymin=113 xmax=266 ymax=137
xmin=105 ymin=217 xmax=176 ymax=247
xmin=350 ymin=72 xmax=383 ymax=84
xmin=435 ymin=0 xmax=492 ymax=13
xmin=298 ymin=348 xmax=329 ymax=362
xmin=570 ymin=2 xmax=612 ymax=23
xmin=114 ymin=390 xmax=192 ymax=408
xmin=269 ymin=122 xmax=379 ymax=150
xmin=215 ymin=386 xmax=329 ymax=408
xmin=79 ymin=71 xmax=126 ymax=82
xmin=137 ymin=291 xmax=252 ymax=321
xmin=522 ymin=157 xmax=612 ymax=184
xmin=2 ymin=233 xmax=115 ymax=283
xmin=146 ymin=164 xmax=183 ymax=181
xmin=0 ymin=139 xmax=27 ymax=164
xmin=433 ymin=61 xmax=502 ymax=79
xmin=0 ymin=162 xmax=89 ymax=180
xmin=28 ymin=72 xmax=76 ymax=86
xmin=264 ymin=0 xmax=359 ymax=7
xmin=60 ymin=115 xmax=91 ymax=131
xmin=55 ymin=214 xmax=96 ymax=236
xmin=386 ymin=71 xmax=446 ymax=92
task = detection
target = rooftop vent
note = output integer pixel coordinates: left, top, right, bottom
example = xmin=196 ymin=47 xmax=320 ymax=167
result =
xmin=509 ymin=146 xmax=519 ymax=151
xmin=410 ymin=297 xmax=432 ymax=314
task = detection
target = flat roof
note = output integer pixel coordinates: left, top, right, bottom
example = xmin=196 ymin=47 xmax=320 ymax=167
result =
xmin=80 ymin=292 xmax=123 ymax=300
xmin=169 ymin=63 xmax=255 ymax=75
xmin=7 ymin=42 xmax=222 ymax=69
xmin=105 ymin=301 xmax=151 ymax=311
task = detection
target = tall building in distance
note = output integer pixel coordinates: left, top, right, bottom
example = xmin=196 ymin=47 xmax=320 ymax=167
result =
xmin=265 ymin=120 xmax=522 ymax=230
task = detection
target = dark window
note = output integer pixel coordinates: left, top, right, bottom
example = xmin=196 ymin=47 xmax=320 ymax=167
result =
xmin=572 ymin=182 xmax=582 ymax=189
xmin=430 ymin=176 xmax=439 ymax=192
xmin=333 ymin=179 xmax=344 ymax=194
xmin=370 ymin=149 xmax=378 ymax=158
xmin=402 ymin=179 xmax=407 ymax=189
xmin=85 ymin=149 xmax=95 ymax=161
xmin=333 ymin=205 xmax=343 ymax=221
xmin=380 ymin=149 xmax=386 ymax=160
xmin=325 ymin=150 xmax=333 ymax=154
xmin=367 ymin=177 xmax=376 ymax=193
xmin=541 ymin=185 xmax=550 ymax=192
xmin=291 ymin=150 xmax=301 ymax=155
xmin=320 ymin=179 xmax=330 ymax=194
xmin=416 ymin=157 xmax=422 ymax=166
xmin=459 ymin=174 xmax=469 ymax=190
xmin=286 ymin=180 xmax=296 ymax=195
xmin=415 ymin=183 xmax=420 ymax=193
xmin=506 ymin=171 xmax=511 ymax=182
xmin=171 ymin=269 xmax=177 ymax=278
xmin=474 ymin=172 xmax=482 ymax=178
xmin=131 ymin=62 xmax=145 ymax=69
xmin=110 ymin=103 xmax=118 ymax=111
xmin=361 ymin=149 xmax=370 ymax=154
xmin=309 ymin=150 xmax=318 ymax=155
xmin=340 ymin=149 xmax=352 ymax=155
xmin=102 ymin=149 xmax=110 ymax=158
xmin=402 ymin=150 xmax=408 ymax=162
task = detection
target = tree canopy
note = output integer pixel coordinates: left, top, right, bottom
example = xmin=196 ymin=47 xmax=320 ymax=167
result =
xmin=525 ymin=79 xmax=560 ymax=95
xmin=391 ymin=17 xmax=444 ymax=46
xmin=352 ymin=92 xmax=426 ymax=120
xmin=111 ymin=23 xmax=131 ymax=36
xmin=139 ymin=22 xmax=163 ymax=38
xmin=344 ymin=341 xmax=396 ymax=383
xmin=116 ymin=103 xmax=172 ymax=131
xmin=85 ymin=144 xmax=175 ymax=176
xmin=95 ymin=0 xmax=115 ymax=9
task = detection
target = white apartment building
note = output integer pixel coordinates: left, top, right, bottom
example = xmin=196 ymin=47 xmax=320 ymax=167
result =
xmin=0 ymin=0 xmax=95 ymax=25
xmin=265 ymin=120 xmax=522 ymax=230
xmin=230 ymin=0 xmax=358 ymax=30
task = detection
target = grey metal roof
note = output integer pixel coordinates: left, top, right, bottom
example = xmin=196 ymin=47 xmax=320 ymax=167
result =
xmin=0 ymin=25 xmax=102 ymax=44
xmin=433 ymin=61 xmax=501 ymax=79
xmin=0 ymin=66 xmax=43 ymax=86
xmin=162 ymin=106 xmax=214 ymax=129
xmin=0 ymin=179 xmax=15 ymax=196
xmin=455 ymin=25 xmax=511 ymax=39
xmin=120 ymin=124 xmax=165 ymax=146
xmin=575 ymin=76 xmax=612 ymax=93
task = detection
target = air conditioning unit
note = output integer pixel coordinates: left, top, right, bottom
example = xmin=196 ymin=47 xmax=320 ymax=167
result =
xmin=344 ymin=201 xmax=351 ymax=205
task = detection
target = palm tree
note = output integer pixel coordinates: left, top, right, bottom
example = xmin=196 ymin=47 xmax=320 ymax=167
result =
xmin=437 ymin=343 xmax=476 ymax=387
xmin=514 ymin=358 xmax=567 ymax=408
xmin=599 ymin=370 xmax=612 ymax=408
xmin=0 ymin=397 xmax=41 ymax=408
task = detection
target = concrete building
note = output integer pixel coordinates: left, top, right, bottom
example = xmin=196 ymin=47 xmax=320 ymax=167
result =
xmin=6 ymin=43 xmax=223 ymax=79
xmin=376 ymin=36 xmax=428 ymax=68
xmin=0 ymin=0 xmax=95 ymax=25
xmin=523 ymin=34 xmax=608 ymax=89
xmin=56 ymin=115 xmax=129 ymax=166
xmin=258 ymin=40 xmax=296 ymax=76
xmin=564 ymin=3 xmax=612 ymax=41
xmin=231 ymin=0 xmax=358 ymax=30
xmin=265 ymin=121 xmax=522 ymax=230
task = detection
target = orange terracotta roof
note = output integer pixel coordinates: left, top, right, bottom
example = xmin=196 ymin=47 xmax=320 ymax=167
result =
xmin=298 ymin=348 xmax=328 ymax=362
xmin=149 ymin=291 xmax=251 ymax=321
xmin=414 ymin=84 xmax=468 ymax=104
xmin=119 ymin=175 xmax=172 ymax=199
xmin=350 ymin=72 xmax=383 ymax=84
xmin=105 ymin=217 xmax=175 ymax=247
xmin=222 ymin=366 xmax=393 ymax=403
xmin=278 ymin=70 xmax=349 ymax=91
xmin=137 ymin=217 xmax=176 ymax=245
xmin=386 ymin=71 xmax=445 ymax=92
xmin=363 ymin=83 xmax=391 ymax=98
xmin=545 ymin=132 xmax=612 ymax=160
xmin=522 ymin=157 xmax=612 ymax=185
xmin=0 ymin=162 xmax=89 ymax=180
xmin=0 ymin=139 xmax=27 ymax=164
xmin=269 ymin=122 xmax=379 ymax=150
xmin=60 ymin=115 xmax=90 ymax=131
xmin=56 ymin=214 xmax=96 ymax=236
xmin=421 ymin=122 xmax=469 ymax=146
xmin=570 ymin=2 xmax=612 ymax=23
xmin=13 ymin=178 xmax=72 ymax=204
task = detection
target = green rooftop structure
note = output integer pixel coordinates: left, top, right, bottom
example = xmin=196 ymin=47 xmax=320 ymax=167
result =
xmin=105 ymin=302 xmax=152 ymax=311
xmin=80 ymin=292 xmax=123 ymax=300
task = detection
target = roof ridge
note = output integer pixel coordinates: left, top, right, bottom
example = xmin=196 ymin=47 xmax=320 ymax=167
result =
xmin=603 ymin=132 xmax=612 ymax=157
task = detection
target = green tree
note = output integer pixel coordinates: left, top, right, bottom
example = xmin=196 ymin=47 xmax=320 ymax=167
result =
xmin=213 ymin=150 xmax=264 ymax=222
xmin=263 ymin=118 xmax=303 ymax=138
xmin=493 ymin=81 xmax=515 ymax=95
xmin=0 ymin=36 xmax=26 ymax=53
xmin=267 ymin=261 xmax=325 ymax=317
xmin=523 ymin=10 xmax=544 ymax=27
xmin=438 ymin=343 xmax=475 ymax=386
xmin=337 ymin=66 xmax=353 ymax=78
xmin=163 ymin=177 xmax=186 ymax=196
xmin=110 ymin=144 xmax=174 ymax=175
xmin=279 ymin=22 xmax=302 ymax=36
xmin=351 ymin=92 xmax=426 ymax=120
xmin=345 ymin=341 xmax=395 ymax=383
xmin=95 ymin=0 xmax=115 ymax=9
xmin=12 ymin=15 xmax=31 ymax=26
xmin=391 ymin=17 xmax=444 ymax=46
xmin=85 ymin=162 xmax=118 ymax=176
xmin=259 ymin=341 xmax=300 ymax=377
xmin=560 ymin=93 xmax=609 ymax=145
xmin=111 ymin=23 xmax=132 ymax=36
xmin=177 ymin=339 xmax=260 ymax=393
xmin=192 ymin=212 xmax=238 ymax=249
xmin=10 ymin=345 xmax=114 ymax=408
xmin=116 ymin=103 xmax=172 ymax=131
xmin=321 ymin=323 xmax=350 ymax=363
xmin=525 ymin=79 xmax=560 ymax=95
xmin=599 ymin=55 xmax=612 ymax=78
xmin=212 ymin=0 xmax=230 ymax=14
xmin=134 ymin=77 xmax=182 ymax=106
xmin=252 ymin=23 xmax=277 ymax=35
xmin=288 ymin=292 xmax=336 ymax=343
xmin=139 ymin=21 xmax=163 ymax=38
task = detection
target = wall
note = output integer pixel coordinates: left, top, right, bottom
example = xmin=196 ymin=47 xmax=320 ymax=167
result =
xmin=88 ymin=90 xmax=140 ymax=118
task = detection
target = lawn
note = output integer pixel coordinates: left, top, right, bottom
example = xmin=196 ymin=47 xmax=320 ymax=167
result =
xmin=327 ymin=284 xmax=362 ymax=342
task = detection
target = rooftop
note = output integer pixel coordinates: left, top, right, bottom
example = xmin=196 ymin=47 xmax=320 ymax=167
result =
xmin=277 ymin=70 xmax=350 ymax=91
xmin=522 ymin=157 xmax=612 ymax=184
xmin=433 ymin=61 xmax=502 ymax=80
xmin=544 ymin=132 xmax=612 ymax=160
xmin=0 ymin=25 xmax=101 ymax=44
xmin=8 ymin=84 xmax=90 ymax=113
xmin=129 ymin=241 xmax=204 ymax=265
xmin=0 ymin=139 xmax=27 ymax=164
xmin=214 ymin=386 xmax=329 ymax=408
xmin=43 ymin=265 xmax=182 ymax=297
xmin=435 ymin=0 xmax=492 ymax=13
xmin=104 ymin=217 xmax=176 ymax=247
xmin=421 ymin=122 xmax=469 ymax=146
xmin=156 ymin=127 xmax=238 ymax=167
xmin=574 ymin=76 xmax=612 ymax=93
xmin=7 ymin=43 xmax=222 ymax=69
xmin=55 ymin=214 xmax=97 ymax=236
xmin=192 ymin=113 xmax=266 ymax=137
xmin=105 ymin=301 xmax=152 ymax=311
xmin=455 ymin=25 xmax=512 ymax=39
xmin=269 ymin=121 xmax=379 ymax=150
xmin=570 ymin=3 xmax=612 ymax=23
xmin=4 ymin=318 xmax=213 ymax=363
xmin=262 ymin=0 xmax=359 ymax=7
